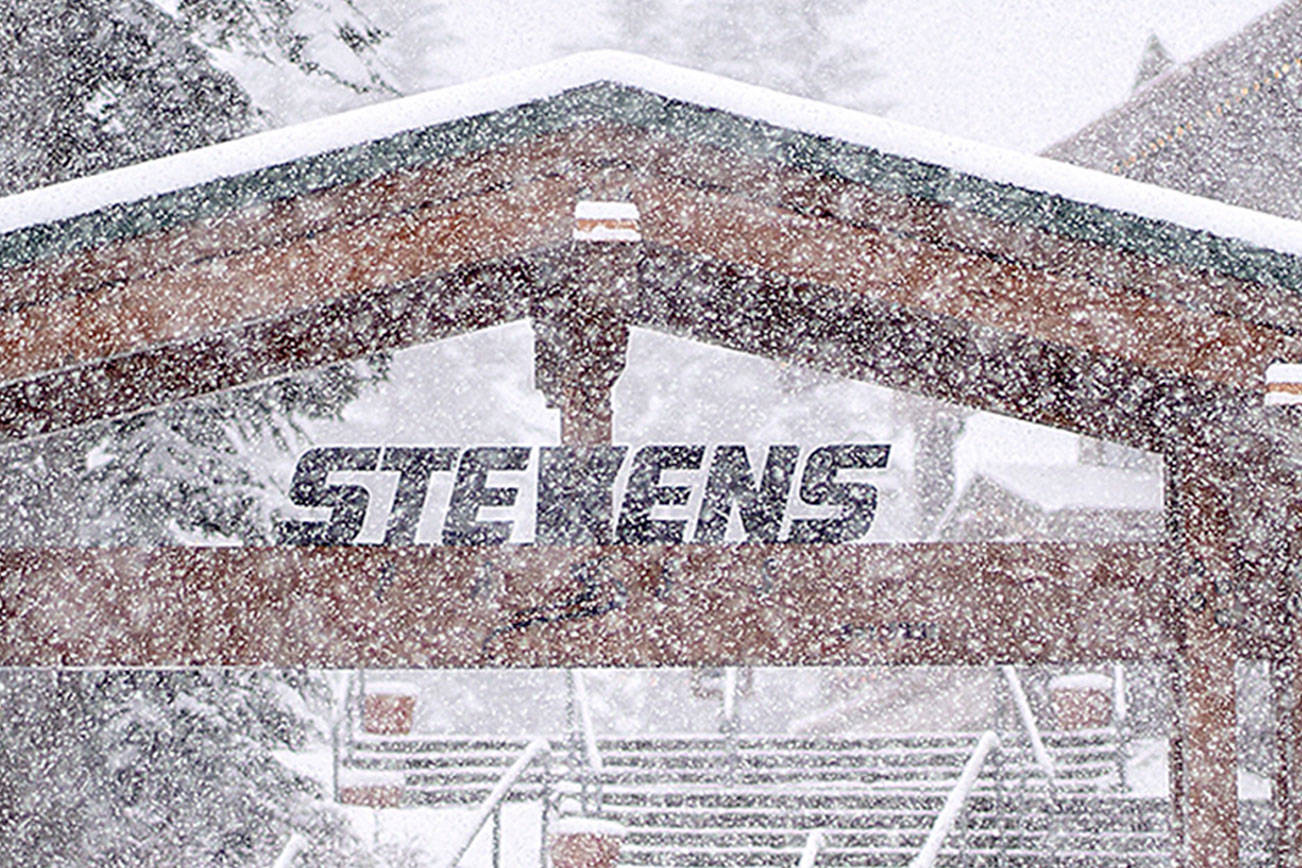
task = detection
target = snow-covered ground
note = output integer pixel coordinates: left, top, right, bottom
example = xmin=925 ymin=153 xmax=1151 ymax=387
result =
xmin=343 ymin=802 xmax=544 ymax=868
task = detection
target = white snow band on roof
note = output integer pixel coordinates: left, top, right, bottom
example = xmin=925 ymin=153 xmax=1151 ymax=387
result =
xmin=365 ymin=681 xmax=420 ymax=696
xmin=4 ymin=50 xmax=1302 ymax=262
xmin=1049 ymin=673 xmax=1113 ymax=692
xmin=575 ymin=201 xmax=639 ymax=220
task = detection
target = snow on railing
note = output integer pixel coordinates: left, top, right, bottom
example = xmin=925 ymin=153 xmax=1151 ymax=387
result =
xmin=439 ymin=738 xmax=552 ymax=868
xmin=1112 ymin=663 xmax=1128 ymax=724
xmin=722 ymin=667 xmax=738 ymax=726
xmin=907 ymin=731 xmax=1000 ymax=868
xmin=1001 ymin=665 xmax=1055 ymax=781
xmin=570 ymin=670 xmax=603 ymax=772
xmin=796 ymin=828 xmax=830 ymax=868
xmin=1112 ymin=663 xmax=1130 ymax=791
xmin=273 ymin=833 xmax=307 ymax=868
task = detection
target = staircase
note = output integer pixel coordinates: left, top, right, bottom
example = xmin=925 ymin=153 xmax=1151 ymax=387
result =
xmin=342 ymin=728 xmax=1261 ymax=865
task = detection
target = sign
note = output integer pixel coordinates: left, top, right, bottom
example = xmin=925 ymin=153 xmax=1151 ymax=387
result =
xmin=275 ymin=443 xmax=890 ymax=547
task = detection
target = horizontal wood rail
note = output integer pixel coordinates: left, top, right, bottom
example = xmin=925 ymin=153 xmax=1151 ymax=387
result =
xmin=1 ymin=542 xmax=1172 ymax=667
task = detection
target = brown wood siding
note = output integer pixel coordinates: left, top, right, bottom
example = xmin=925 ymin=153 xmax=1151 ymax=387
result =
xmin=0 ymin=542 xmax=1171 ymax=667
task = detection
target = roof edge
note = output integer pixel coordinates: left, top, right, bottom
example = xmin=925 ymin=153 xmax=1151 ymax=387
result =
xmin=3 ymin=50 xmax=1302 ymax=293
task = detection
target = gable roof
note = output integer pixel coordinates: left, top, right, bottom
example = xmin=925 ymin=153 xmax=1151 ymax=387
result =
xmin=3 ymin=51 xmax=1301 ymax=455
xmin=4 ymin=50 xmax=1302 ymax=291
xmin=1043 ymin=1 xmax=1302 ymax=220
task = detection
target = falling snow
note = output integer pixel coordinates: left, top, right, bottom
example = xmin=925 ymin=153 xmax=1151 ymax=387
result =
xmin=1 ymin=2 xmax=1299 ymax=866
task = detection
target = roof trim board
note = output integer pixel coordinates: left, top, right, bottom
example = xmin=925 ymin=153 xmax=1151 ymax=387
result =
xmin=2 ymin=52 xmax=1302 ymax=295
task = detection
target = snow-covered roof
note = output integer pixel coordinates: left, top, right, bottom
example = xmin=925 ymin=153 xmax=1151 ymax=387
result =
xmin=4 ymin=50 xmax=1302 ymax=290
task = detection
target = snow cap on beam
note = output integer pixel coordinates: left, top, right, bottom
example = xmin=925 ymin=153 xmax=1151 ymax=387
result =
xmin=574 ymin=200 xmax=640 ymax=242
xmin=1265 ymin=362 xmax=1302 ymax=405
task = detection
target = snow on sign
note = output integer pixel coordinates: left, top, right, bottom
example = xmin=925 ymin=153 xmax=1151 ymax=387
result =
xmin=275 ymin=443 xmax=889 ymax=546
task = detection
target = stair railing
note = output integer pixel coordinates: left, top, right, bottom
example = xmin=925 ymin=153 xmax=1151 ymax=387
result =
xmin=273 ymin=833 xmax=307 ymax=868
xmin=438 ymin=738 xmax=553 ymax=868
xmin=568 ymin=669 xmax=604 ymax=813
xmin=721 ymin=666 xmax=740 ymax=784
xmin=1000 ymin=665 xmax=1063 ymax=862
xmin=908 ymin=731 xmax=1000 ymax=868
xmin=1112 ymin=662 xmax=1129 ymax=791
xmin=1000 ymin=665 xmax=1055 ymax=784
xmin=796 ymin=828 xmax=830 ymax=868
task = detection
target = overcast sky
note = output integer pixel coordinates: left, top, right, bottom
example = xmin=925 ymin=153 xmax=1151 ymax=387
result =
xmin=435 ymin=0 xmax=1284 ymax=152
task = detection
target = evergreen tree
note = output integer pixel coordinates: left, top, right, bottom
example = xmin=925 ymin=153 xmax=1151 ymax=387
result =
xmin=77 ymin=355 xmax=389 ymax=546
xmin=602 ymin=0 xmax=885 ymax=110
xmin=0 ymin=5 xmax=421 ymax=864
xmin=177 ymin=0 xmax=395 ymax=97
xmin=0 ymin=669 xmax=369 ymax=866
xmin=0 ymin=0 xmax=256 ymax=196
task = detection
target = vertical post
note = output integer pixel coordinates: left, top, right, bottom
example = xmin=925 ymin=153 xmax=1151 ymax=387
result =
xmin=493 ymin=803 xmax=502 ymax=868
xmin=331 ymin=716 xmax=341 ymax=803
xmin=1274 ymin=638 xmax=1302 ymax=867
xmin=1167 ymin=657 xmax=1185 ymax=868
xmin=1112 ymin=663 xmax=1128 ymax=792
xmin=541 ymin=749 xmax=553 ymax=868
xmin=1168 ymin=443 xmax=1240 ymax=868
xmin=532 ymin=207 xmax=638 ymax=450
xmin=991 ymin=668 xmax=1007 ymax=868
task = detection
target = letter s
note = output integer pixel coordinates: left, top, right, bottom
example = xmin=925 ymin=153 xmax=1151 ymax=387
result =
xmin=275 ymin=447 xmax=380 ymax=545
xmin=788 ymin=444 xmax=889 ymax=543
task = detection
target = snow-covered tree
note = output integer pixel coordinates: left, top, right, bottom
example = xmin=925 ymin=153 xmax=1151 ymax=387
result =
xmin=177 ymin=0 xmax=393 ymax=93
xmin=0 ymin=0 xmax=256 ymax=195
xmin=77 ymin=355 xmax=389 ymax=546
xmin=172 ymin=0 xmax=430 ymax=121
xmin=0 ymin=669 xmax=368 ymax=866
xmin=0 ymin=7 xmax=416 ymax=861
xmin=602 ymin=0 xmax=885 ymax=110
xmin=0 ymin=0 xmax=452 ymax=194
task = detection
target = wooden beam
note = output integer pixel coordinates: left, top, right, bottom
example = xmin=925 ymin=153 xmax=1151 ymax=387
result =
xmin=531 ymin=243 xmax=635 ymax=448
xmin=1168 ymin=443 xmax=1240 ymax=868
xmin=1273 ymin=653 xmax=1302 ymax=867
xmin=633 ymin=243 xmax=1251 ymax=452
xmin=0 ymin=542 xmax=1171 ymax=668
xmin=635 ymin=179 xmax=1302 ymax=395
xmin=0 ymin=257 xmax=532 ymax=442
xmin=0 ymin=177 xmax=571 ymax=384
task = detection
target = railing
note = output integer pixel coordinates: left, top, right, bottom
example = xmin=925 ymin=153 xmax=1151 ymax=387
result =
xmin=999 ymin=666 xmax=1063 ymax=862
xmin=796 ymin=827 xmax=831 ymax=868
xmin=273 ymin=833 xmax=307 ymax=868
xmin=570 ymin=670 xmax=603 ymax=772
xmin=908 ymin=731 xmax=1000 ymax=868
xmin=1001 ymin=665 xmax=1055 ymax=782
xmin=721 ymin=667 xmax=741 ymax=783
xmin=330 ymin=670 xmax=359 ymax=803
xmin=1112 ymin=662 xmax=1129 ymax=791
xmin=568 ymin=670 xmax=603 ymax=813
xmin=438 ymin=738 xmax=553 ymax=868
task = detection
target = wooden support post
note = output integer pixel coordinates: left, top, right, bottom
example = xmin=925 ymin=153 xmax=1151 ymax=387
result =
xmin=531 ymin=241 xmax=636 ymax=448
xmin=1168 ymin=444 xmax=1240 ymax=868
xmin=1272 ymin=653 xmax=1302 ymax=867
